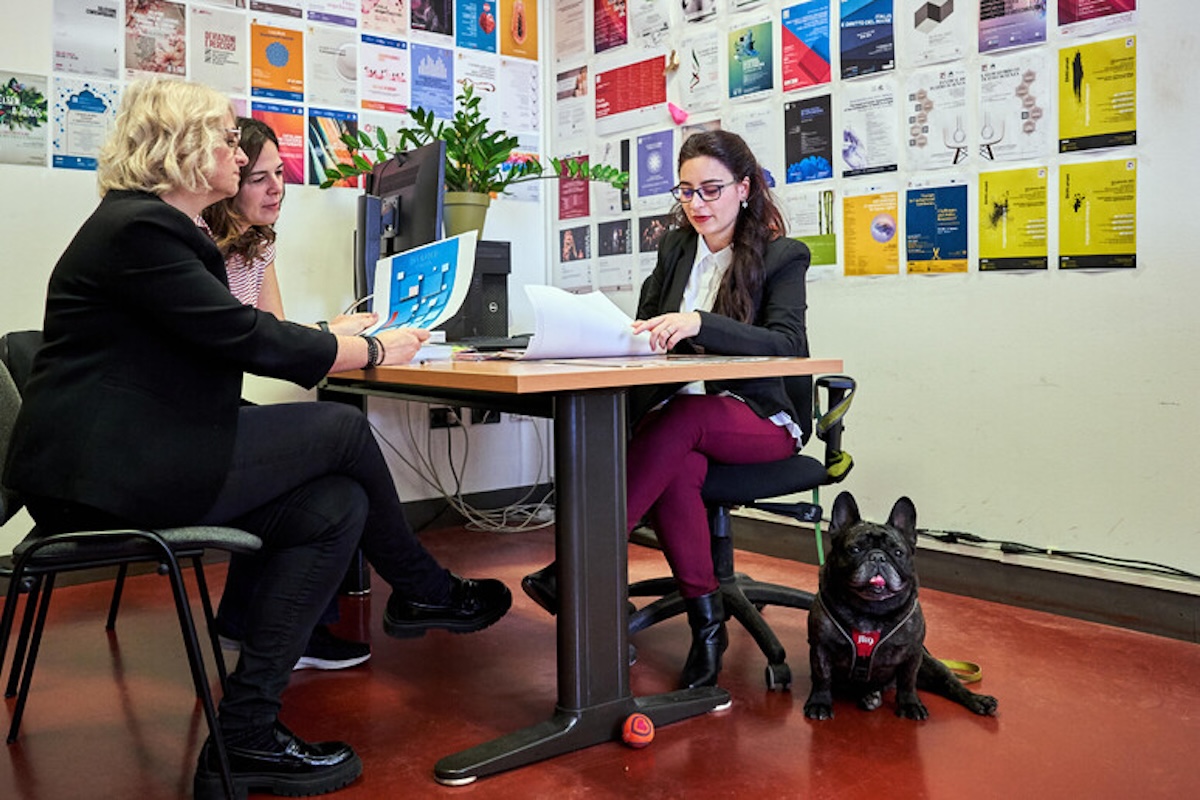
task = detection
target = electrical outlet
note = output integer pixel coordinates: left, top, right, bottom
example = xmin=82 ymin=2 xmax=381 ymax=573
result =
xmin=429 ymin=406 xmax=462 ymax=428
xmin=471 ymin=408 xmax=502 ymax=425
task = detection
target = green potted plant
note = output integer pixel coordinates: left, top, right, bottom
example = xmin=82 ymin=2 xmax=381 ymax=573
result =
xmin=319 ymin=84 xmax=629 ymax=236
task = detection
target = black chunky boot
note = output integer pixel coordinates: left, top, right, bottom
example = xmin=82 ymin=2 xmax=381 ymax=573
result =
xmin=679 ymin=590 xmax=728 ymax=689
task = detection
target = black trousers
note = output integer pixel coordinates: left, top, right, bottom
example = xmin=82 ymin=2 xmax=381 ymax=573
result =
xmin=196 ymin=401 xmax=449 ymax=732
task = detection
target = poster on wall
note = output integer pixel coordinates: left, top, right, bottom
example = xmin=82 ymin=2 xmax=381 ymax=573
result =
xmin=457 ymin=49 xmax=500 ymax=121
xmin=979 ymin=0 xmax=1046 ymax=54
xmin=681 ymin=31 xmax=722 ymax=113
xmin=251 ymin=101 xmax=306 ymax=184
xmin=595 ymin=57 xmax=667 ymax=136
xmin=977 ymin=166 xmax=1047 ymax=271
xmin=842 ymin=190 xmax=899 ymax=276
xmin=592 ymin=137 xmax=632 ymax=215
xmin=51 ymin=77 xmax=119 ymax=171
xmin=457 ymin=0 xmax=499 ymax=52
xmin=125 ymin=0 xmax=187 ymax=80
xmin=905 ymin=66 xmax=968 ymax=171
xmin=498 ymin=56 xmax=540 ymax=131
xmin=781 ymin=186 xmax=837 ymax=269
xmin=0 ymin=73 xmax=50 ymax=168
xmin=307 ymin=0 xmax=356 ymax=26
xmin=557 ymin=224 xmax=593 ymax=292
xmin=728 ymin=19 xmax=774 ymax=99
xmin=412 ymin=0 xmax=454 ymax=36
xmin=360 ymin=34 xmax=410 ymax=113
xmin=784 ymin=93 xmax=833 ymax=184
xmin=53 ymin=0 xmax=120 ymax=79
xmin=555 ymin=65 xmax=589 ymax=148
xmin=500 ymin=0 xmax=538 ymax=60
xmin=362 ymin=0 xmax=408 ymax=36
xmin=726 ymin=103 xmax=779 ymax=183
xmin=631 ymin=0 xmax=671 ymax=48
xmin=251 ymin=1 xmax=301 ymax=18
xmin=410 ymin=43 xmax=454 ymax=120
xmin=251 ymin=24 xmax=305 ymax=102
xmin=978 ymin=49 xmax=1050 ymax=162
xmin=554 ymin=0 xmax=587 ymax=61
xmin=781 ymin=0 xmax=831 ymax=92
xmin=840 ymin=78 xmax=898 ymax=177
xmin=190 ymin=6 xmax=248 ymax=96
xmin=682 ymin=0 xmax=717 ymax=23
xmin=594 ymin=0 xmax=629 ymax=53
xmin=597 ymin=218 xmax=635 ymax=292
xmin=558 ymin=154 xmax=591 ymax=220
xmin=1059 ymin=158 xmax=1136 ymax=269
xmin=307 ymin=25 xmax=358 ymax=109
xmin=308 ymin=107 xmax=357 ymax=186
xmin=902 ymin=0 xmax=966 ymax=66
xmin=839 ymin=0 xmax=894 ymax=80
xmin=637 ymin=212 xmax=672 ymax=282
xmin=636 ymin=128 xmax=675 ymax=199
xmin=1059 ymin=0 xmax=1135 ymax=37
xmin=1058 ymin=36 xmax=1136 ymax=153
xmin=905 ymin=183 xmax=968 ymax=274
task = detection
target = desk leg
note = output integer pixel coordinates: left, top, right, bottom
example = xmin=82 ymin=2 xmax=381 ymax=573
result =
xmin=434 ymin=390 xmax=729 ymax=785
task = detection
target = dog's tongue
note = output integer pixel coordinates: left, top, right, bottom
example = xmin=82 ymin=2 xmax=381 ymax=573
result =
xmin=869 ymin=575 xmax=887 ymax=588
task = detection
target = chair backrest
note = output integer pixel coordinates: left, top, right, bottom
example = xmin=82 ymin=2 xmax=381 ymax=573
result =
xmin=0 ymin=360 xmax=22 ymax=525
xmin=783 ymin=375 xmax=815 ymax=445
xmin=0 ymin=330 xmax=42 ymax=395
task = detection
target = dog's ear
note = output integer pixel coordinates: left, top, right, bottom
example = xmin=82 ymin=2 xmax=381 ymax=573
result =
xmin=887 ymin=497 xmax=918 ymax=548
xmin=831 ymin=491 xmax=860 ymax=532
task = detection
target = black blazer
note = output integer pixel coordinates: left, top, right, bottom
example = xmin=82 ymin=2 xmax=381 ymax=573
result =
xmin=4 ymin=190 xmax=337 ymax=527
xmin=631 ymin=227 xmax=811 ymax=427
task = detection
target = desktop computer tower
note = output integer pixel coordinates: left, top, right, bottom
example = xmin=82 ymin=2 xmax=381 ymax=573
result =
xmin=438 ymin=239 xmax=511 ymax=341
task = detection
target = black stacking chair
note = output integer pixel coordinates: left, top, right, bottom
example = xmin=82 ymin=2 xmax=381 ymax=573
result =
xmin=628 ymin=374 xmax=856 ymax=690
xmin=0 ymin=332 xmax=261 ymax=800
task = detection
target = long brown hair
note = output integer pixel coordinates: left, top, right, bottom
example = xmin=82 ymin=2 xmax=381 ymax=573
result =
xmin=670 ymin=130 xmax=786 ymax=324
xmin=200 ymin=117 xmax=280 ymax=260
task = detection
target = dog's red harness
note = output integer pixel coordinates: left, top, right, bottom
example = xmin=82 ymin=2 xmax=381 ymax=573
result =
xmin=814 ymin=592 xmax=920 ymax=683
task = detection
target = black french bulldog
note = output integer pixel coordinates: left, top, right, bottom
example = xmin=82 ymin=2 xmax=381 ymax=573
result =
xmin=804 ymin=492 xmax=998 ymax=720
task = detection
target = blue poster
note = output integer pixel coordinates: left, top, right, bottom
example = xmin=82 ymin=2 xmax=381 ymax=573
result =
xmin=637 ymin=129 xmax=675 ymax=198
xmin=456 ymin=0 xmax=498 ymax=52
xmin=839 ymin=0 xmax=894 ymax=79
xmin=410 ymin=43 xmax=454 ymax=120
xmin=782 ymin=1 xmax=832 ymax=91
xmin=728 ymin=21 xmax=775 ymax=99
xmin=905 ymin=184 xmax=968 ymax=273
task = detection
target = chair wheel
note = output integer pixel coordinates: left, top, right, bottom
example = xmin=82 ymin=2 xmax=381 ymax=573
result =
xmin=765 ymin=662 xmax=792 ymax=691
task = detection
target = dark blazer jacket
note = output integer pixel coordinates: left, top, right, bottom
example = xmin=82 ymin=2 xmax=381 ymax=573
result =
xmin=4 ymin=190 xmax=337 ymax=527
xmin=631 ymin=227 xmax=811 ymax=430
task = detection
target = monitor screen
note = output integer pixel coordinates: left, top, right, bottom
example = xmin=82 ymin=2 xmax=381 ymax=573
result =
xmin=353 ymin=139 xmax=446 ymax=304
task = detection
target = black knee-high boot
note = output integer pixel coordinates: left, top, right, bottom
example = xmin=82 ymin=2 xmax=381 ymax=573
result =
xmin=680 ymin=591 xmax=728 ymax=689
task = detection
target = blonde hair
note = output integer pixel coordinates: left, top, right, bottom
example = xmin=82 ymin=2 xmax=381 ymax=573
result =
xmin=97 ymin=79 xmax=234 ymax=197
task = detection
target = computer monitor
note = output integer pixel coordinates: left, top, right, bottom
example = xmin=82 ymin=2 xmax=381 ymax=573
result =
xmin=353 ymin=139 xmax=446 ymax=305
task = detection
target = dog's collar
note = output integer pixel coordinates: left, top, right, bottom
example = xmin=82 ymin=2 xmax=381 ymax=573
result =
xmin=815 ymin=590 xmax=920 ymax=683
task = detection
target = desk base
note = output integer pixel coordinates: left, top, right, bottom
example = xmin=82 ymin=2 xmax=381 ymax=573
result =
xmin=433 ymin=686 xmax=731 ymax=785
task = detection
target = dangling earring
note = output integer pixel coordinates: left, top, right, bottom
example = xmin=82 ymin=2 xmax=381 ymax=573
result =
xmin=741 ymin=199 xmax=748 ymax=209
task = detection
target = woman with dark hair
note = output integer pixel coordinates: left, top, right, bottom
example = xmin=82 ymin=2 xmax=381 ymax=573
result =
xmin=522 ymin=130 xmax=811 ymax=690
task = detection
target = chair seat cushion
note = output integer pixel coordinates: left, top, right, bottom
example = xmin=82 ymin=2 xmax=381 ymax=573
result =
xmin=13 ymin=526 xmax=262 ymax=568
xmin=702 ymin=453 xmax=828 ymax=506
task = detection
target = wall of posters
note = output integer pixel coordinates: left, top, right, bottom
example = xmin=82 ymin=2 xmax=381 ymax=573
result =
xmin=978 ymin=166 xmax=1048 ymax=271
xmin=728 ymin=20 xmax=775 ymax=99
xmin=1059 ymin=35 xmax=1137 ymax=152
xmin=781 ymin=1 xmax=831 ymax=92
xmin=839 ymin=0 xmax=894 ymax=79
xmin=1059 ymin=157 xmax=1136 ymax=269
xmin=905 ymin=183 xmax=968 ymax=273
xmin=0 ymin=73 xmax=50 ymax=167
xmin=843 ymin=190 xmax=899 ymax=276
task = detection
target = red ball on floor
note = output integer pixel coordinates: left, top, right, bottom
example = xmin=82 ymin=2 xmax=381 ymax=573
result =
xmin=621 ymin=713 xmax=654 ymax=748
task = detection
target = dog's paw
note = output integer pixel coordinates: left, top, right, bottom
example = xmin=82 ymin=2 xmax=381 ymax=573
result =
xmin=857 ymin=691 xmax=883 ymax=712
xmin=966 ymin=693 xmax=999 ymax=716
xmin=896 ymin=699 xmax=929 ymax=720
xmin=804 ymin=700 xmax=834 ymax=720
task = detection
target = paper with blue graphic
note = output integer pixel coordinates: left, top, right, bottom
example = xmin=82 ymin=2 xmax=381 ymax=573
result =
xmin=364 ymin=231 xmax=478 ymax=334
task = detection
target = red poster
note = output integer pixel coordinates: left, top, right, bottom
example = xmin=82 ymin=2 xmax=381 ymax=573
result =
xmin=594 ymin=57 xmax=666 ymax=120
xmin=557 ymin=155 xmax=590 ymax=220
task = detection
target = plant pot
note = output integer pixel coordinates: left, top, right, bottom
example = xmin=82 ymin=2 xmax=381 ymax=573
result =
xmin=443 ymin=191 xmax=491 ymax=238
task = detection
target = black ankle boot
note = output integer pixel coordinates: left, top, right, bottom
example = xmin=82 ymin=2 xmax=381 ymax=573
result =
xmin=521 ymin=561 xmax=558 ymax=615
xmin=679 ymin=590 xmax=728 ymax=689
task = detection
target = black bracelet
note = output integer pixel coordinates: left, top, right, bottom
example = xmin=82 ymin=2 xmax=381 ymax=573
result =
xmin=359 ymin=334 xmax=381 ymax=368
xmin=317 ymin=320 xmax=330 ymax=333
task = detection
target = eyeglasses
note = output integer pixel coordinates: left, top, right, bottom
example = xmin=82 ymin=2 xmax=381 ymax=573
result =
xmin=223 ymin=127 xmax=242 ymax=150
xmin=670 ymin=181 xmax=736 ymax=203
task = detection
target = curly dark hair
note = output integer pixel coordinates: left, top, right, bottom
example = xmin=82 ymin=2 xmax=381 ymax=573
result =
xmin=200 ymin=117 xmax=280 ymax=260
xmin=670 ymin=130 xmax=786 ymax=324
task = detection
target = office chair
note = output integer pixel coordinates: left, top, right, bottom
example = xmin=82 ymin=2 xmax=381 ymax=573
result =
xmin=628 ymin=374 xmax=856 ymax=690
xmin=0 ymin=335 xmax=261 ymax=800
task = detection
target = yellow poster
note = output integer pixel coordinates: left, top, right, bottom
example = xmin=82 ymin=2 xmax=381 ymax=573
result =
xmin=251 ymin=24 xmax=304 ymax=102
xmin=1060 ymin=158 xmax=1137 ymax=269
xmin=500 ymin=0 xmax=538 ymax=60
xmin=978 ymin=167 xmax=1048 ymax=271
xmin=1059 ymin=36 xmax=1136 ymax=152
xmin=843 ymin=192 xmax=899 ymax=277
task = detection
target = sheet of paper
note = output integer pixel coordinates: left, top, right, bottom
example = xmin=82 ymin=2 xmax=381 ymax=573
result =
xmin=364 ymin=231 xmax=478 ymax=334
xmin=520 ymin=285 xmax=656 ymax=360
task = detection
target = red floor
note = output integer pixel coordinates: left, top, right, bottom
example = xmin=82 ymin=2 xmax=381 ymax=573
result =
xmin=1 ymin=525 xmax=1197 ymax=799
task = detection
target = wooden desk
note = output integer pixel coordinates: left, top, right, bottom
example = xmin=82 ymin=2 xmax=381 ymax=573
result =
xmin=319 ymin=355 xmax=843 ymax=784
